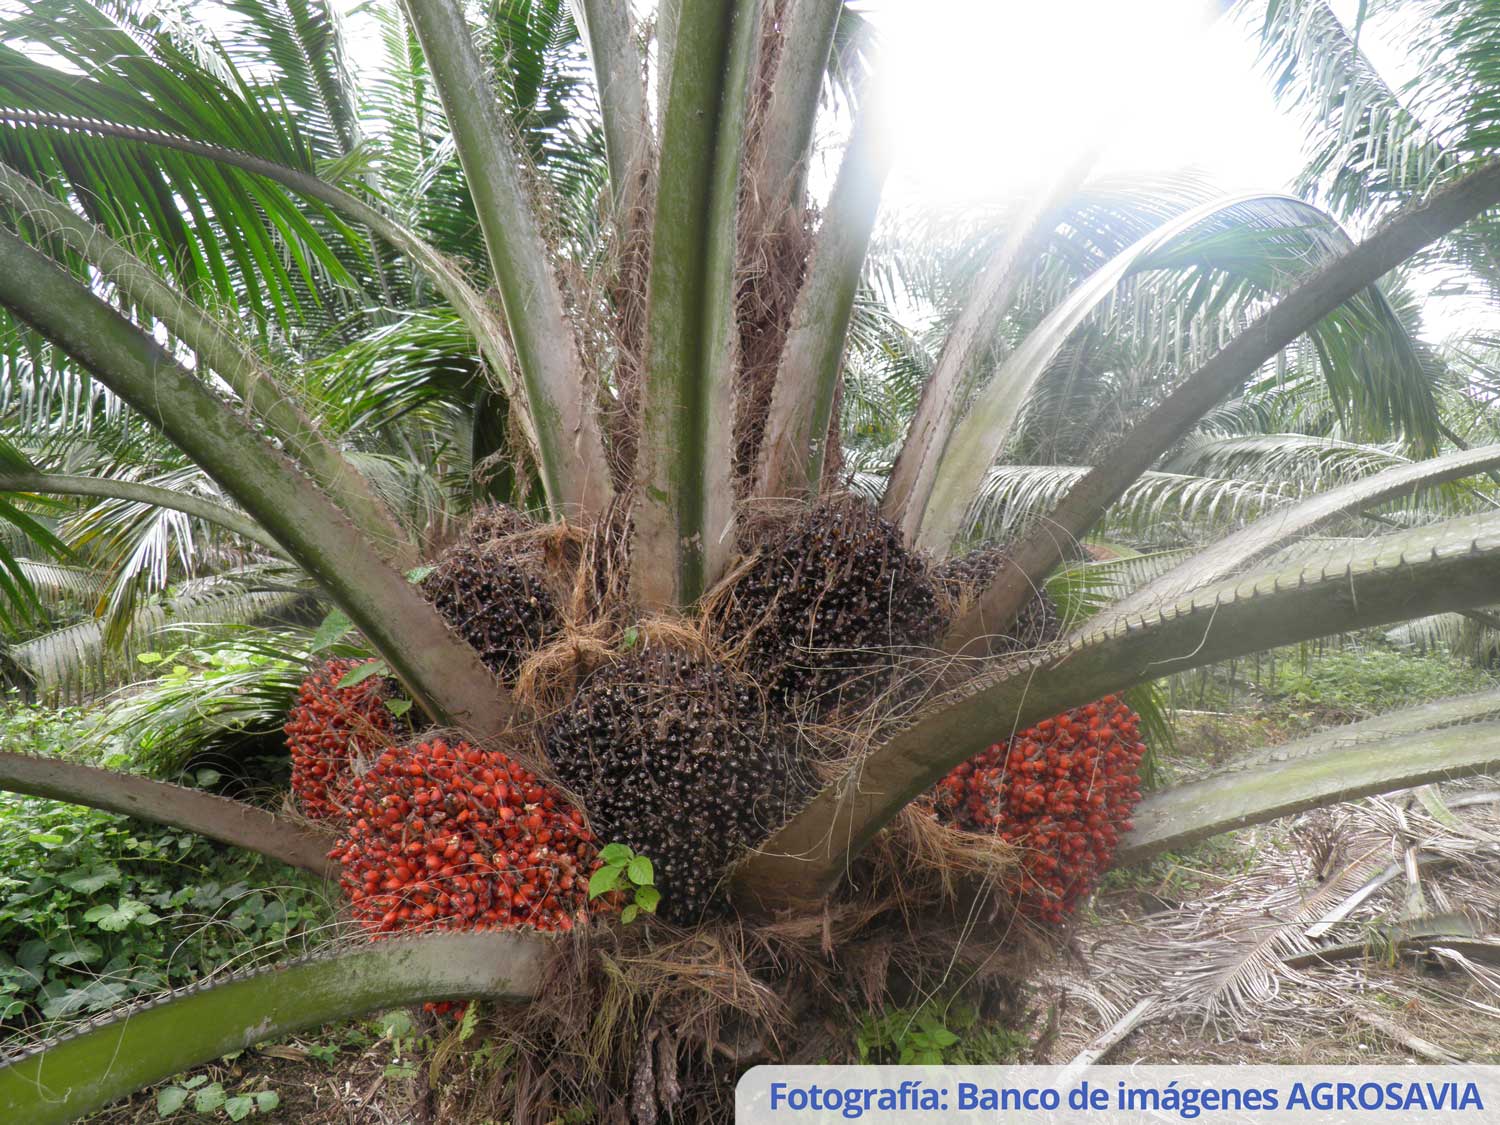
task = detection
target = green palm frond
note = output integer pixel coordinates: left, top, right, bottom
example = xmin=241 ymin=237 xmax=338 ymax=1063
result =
xmin=362 ymin=2 xmax=482 ymax=270
xmin=1251 ymin=0 xmax=1449 ymax=216
xmin=970 ymin=464 xmax=1288 ymax=544
xmin=10 ymin=559 xmax=100 ymax=605
xmin=1249 ymin=0 xmax=1500 ymax=295
xmin=0 ymin=432 xmax=78 ymax=625
xmin=840 ymin=290 xmax=933 ymax=453
xmin=1386 ymin=607 xmax=1500 ymax=662
xmin=0 ymin=0 xmax=374 ymax=334
xmin=342 ymin=450 xmax=453 ymax=542
xmin=1164 ymin=432 xmax=1410 ymax=489
xmin=8 ymin=574 xmax=312 ymax=703
xmin=222 ymin=0 xmax=364 ymax=162
xmin=55 ymin=465 xmax=276 ymax=648
xmin=483 ymin=0 xmax=608 ymax=230
xmin=312 ymin=308 xmax=481 ymax=433
xmin=90 ymin=625 xmax=368 ymax=774
xmin=825 ymin=2 xmax=875 ymax=114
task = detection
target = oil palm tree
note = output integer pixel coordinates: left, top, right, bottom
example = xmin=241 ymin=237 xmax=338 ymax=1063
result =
xmin=1 ymin=0 xmax=1500 ymax=1118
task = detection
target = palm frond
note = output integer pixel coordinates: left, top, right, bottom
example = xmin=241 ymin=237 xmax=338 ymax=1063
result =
xmin=970 ymin=464 xmax=1288 ymax=544
xmin=1250 ymin=0 xmax=1449 ymax=216
xmin=1165 ymin=432 xmax=1411 ymax=489
xmin=221 ymin=0 xmax=364 ymax=162
xmin=0 ymin=0 xmax=375 ymax=334
xmin=90 ymin=624 xmax=372 ymax=774
xmin=8 ymin=576 xmax=311 ymax=702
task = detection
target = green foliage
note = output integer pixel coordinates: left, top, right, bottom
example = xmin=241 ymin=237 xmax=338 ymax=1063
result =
xmin=1269 ymin=647 xmax=1496 ymax=717
xmin=854 ymin=995 xmax=1031 ymax=1065
xmin=948 ymin=1022 xmax=1032 ymax=1064
xmin=0 ymin=706 xmax=330 ymax=1030
xmin=335 ymin=659 xmax=389 ymax=689
xmin=855 ymin=1000 xmax=968 ymax=1065
xmin=587 ymin=842 xmax=659 ymax=924
xmin=88 ymin=629 xmax=371 ymax=775
xmin=154 ymin=1075 xmax=279 ymax=1120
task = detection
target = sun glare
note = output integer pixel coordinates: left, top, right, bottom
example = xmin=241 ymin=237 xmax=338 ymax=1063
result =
xmin=869 ymin=0 xmax=1307 ymax=207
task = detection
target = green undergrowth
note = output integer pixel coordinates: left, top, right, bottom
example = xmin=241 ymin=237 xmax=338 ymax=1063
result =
xmin=0 ymin=706 xmax=334 ymax=1036
xmin=1267 ymin=647 xmax=1496 ymax=718
xmin=1098 ymin=828 xmax=1262 ymax=900
xmin=1108 ymin=644 xmax=1496 ymax=896
xmin=1168 ymin=643 xmax=1497 ymax=729
xmin=80 ymin=1009 xmax=432 ymax=1123
xmin=855 ymin=995 xmax=1032 ymax=1066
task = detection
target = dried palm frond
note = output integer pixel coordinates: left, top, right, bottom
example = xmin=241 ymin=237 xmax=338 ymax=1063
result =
xmin=1059 ymin=780 xmax=1500 ymax=1054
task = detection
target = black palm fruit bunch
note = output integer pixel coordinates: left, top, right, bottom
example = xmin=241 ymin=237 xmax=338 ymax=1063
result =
xmin=543 ymin=647 xmax=807 ymax=923
xmin=419 ymin=504 xmax=561 ymax=680
xmin=709 ymin=495 xmax=941 ymax=713
xmin=933 ymin=546 xmax=1062 ymax=655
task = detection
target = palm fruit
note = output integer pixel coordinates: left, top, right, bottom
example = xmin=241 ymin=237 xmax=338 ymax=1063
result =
xmin=933 ymin=696 xmax=1145 ymax=924
xmin=285 ymin=658 xmax=396 ymax=820
xmin=932 ymin=546 xmax=1061 ymax=655
xmin=712 ymin=496 xmax=940 ymax=712
xmin=419 ymin=506 xmax=559 ymax=679
xmin=330 ymin=738 xmax=596 ymax=936
xmin=544 ymin=649 xmax=804 ymax=923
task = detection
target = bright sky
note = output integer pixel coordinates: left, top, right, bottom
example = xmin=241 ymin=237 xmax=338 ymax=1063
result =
xmin=867 ymin=0 xmax=1306 ymax=206
xmin=860 ymin=0 xmax=1491 ymax=341
xmin=333 ymin=0 xmax=1490 ymax=341
xmin=333 ymin=0 xmax=1309 ymax=202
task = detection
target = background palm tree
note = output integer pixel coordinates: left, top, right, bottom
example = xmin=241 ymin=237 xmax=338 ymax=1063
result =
xmin=0 ymin=0 xmax=1498 ymax=1117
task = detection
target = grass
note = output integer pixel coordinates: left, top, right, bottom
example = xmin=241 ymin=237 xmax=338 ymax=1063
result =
xmin=1268 ymin=647 xmax=1497 ymax=717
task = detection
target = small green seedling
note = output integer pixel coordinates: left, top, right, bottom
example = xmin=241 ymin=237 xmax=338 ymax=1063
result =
xmin=587 ymin=843 xmax=660 ymax=924
xmin=155 ymin=1075 xmax=279 ymax=1120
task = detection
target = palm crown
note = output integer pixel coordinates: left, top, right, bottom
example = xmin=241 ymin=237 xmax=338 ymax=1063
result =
xmin=0 ymin=0 xmax=1498 ymax=1118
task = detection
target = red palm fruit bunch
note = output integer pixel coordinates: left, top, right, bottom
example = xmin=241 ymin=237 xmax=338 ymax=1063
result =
xmin=329 ymin=739 xmax=598 ymax=937
xmin=933 ymin=696 xmax=1145 ymax=924
xmin=285 ymin=658 xmax=396 ymax=820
